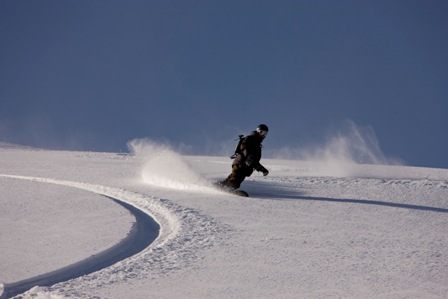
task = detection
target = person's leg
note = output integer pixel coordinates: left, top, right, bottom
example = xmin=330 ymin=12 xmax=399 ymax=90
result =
xmin=222 ymin=165 xmax=246 ymax=190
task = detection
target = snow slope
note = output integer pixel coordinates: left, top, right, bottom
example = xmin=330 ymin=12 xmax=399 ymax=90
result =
xmin=0 ymin=143 xmax=447 ymax=298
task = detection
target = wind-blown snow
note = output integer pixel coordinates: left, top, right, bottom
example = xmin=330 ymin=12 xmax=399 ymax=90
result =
xmin=0 ymin=144 xmax=447 ymax=298
xmin=272 ymin=120 xmax=403 ymax=177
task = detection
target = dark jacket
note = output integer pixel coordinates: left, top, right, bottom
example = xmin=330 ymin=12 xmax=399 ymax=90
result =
xmin=233 ymin=131 xmax=267 ymax=176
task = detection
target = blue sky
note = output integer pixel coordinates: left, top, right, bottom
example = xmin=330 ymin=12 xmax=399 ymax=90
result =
xmin=1 ymin=0 xmax=447 ymax=168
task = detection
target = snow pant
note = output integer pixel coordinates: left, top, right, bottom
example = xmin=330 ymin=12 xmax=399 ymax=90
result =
xmin=222 ymin=164 xmax=253 ymax=190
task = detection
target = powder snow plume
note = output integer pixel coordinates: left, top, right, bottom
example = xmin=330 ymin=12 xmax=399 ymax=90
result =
xmin=127 ymin=138 xmax=211 ymax=191
xmin=273 ymin=120 xmax=403 ymax=177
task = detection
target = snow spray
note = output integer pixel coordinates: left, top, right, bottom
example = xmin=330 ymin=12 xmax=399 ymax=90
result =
xmin=127 ymin=139 xmax=210 ymax=191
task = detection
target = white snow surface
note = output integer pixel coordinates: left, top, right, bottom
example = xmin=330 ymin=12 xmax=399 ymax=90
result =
xmin=0 ymin=143 xmax=447 ymax=299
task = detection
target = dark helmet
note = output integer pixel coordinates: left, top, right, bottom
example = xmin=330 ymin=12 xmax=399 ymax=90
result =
xmin=256 ymin=124 xmax=269 ymax=137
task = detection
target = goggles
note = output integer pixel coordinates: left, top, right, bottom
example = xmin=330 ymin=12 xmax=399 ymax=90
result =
xmin=257 ymin=129 xmax=268 ymax=137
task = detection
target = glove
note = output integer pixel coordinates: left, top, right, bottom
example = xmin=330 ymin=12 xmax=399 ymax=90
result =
xmin=262 ymin=169 xmax=269 ymax=176
xmin=245 ymin=155 xmax=254 ymax=167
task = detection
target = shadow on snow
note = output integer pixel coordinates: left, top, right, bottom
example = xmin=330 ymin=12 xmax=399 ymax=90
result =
xmin=244 ymin=181 xmax=448 ymax=214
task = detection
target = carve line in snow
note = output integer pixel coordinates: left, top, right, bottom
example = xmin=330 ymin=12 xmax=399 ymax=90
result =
xmin=0 ymin=174 xmax=179 ymax=298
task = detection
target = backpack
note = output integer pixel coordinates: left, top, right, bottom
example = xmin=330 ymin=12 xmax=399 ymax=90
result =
xmin=230 ymin=135 xmax=245 ymax=159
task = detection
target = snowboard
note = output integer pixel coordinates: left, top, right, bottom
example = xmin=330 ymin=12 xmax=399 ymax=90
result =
xmin=230 ymin=189 xmax=249 ymax=197
xmin=213 ymin=182 xmax=249 ymax=197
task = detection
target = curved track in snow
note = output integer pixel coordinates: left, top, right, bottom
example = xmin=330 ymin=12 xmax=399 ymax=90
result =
xmin=1 ymin=197 xmax=159 ymax=299
xmin=0 ymin=175 xmax=172 ymax=299
xmin=0 ymin=174 xmax=228 ymax=298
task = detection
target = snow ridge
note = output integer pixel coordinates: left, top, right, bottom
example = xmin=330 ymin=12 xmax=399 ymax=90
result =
xmin=0 ymin=174 xmax=231 ymax=298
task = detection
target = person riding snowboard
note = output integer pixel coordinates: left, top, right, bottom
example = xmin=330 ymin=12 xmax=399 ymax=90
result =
xmin=218 ymin=124 xmax=269 ymax=190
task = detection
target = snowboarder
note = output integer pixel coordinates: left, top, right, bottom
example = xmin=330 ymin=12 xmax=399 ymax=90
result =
xmin=218 ymin=124 xmax=269 ymax=191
